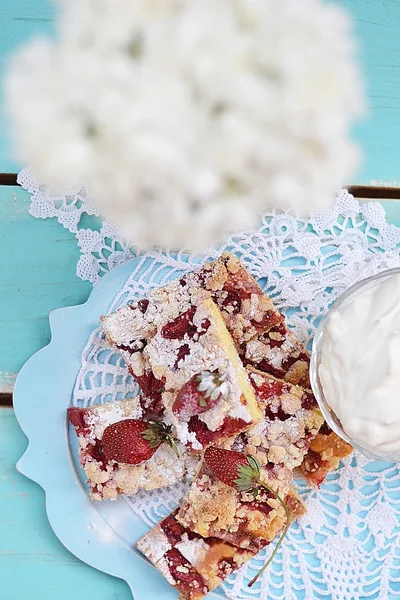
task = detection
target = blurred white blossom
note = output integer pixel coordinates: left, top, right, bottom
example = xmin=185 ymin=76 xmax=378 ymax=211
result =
xmin=6 ymin=0 xmax=364 ymax=249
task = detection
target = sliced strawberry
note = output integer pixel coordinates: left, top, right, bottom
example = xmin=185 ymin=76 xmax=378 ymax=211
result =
xmin=101 ymin=419 xmax=157 ymax=464
xmin=172 ymin=371 xmax=225 ymax=420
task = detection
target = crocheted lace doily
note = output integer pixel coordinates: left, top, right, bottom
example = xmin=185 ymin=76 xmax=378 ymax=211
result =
xmin=20 ymin=167 xmax=400 ymax=600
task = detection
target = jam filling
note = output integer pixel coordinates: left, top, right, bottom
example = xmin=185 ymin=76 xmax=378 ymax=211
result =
xmin=161 ymin=306 xmax=211 ymax=342
xmin=187 ymin=416 xmax=249 ymax=450
xmin=161 ymin=514 xmax=186 ymax=545
xmin=260 ymin=323 xmax=287 ymax=349
xmin=302 ymin=449 xmax=325 ymax=473
xmin=138 ymin=392 xmax=165 ymax=420
xmin=133 ymin=369 xmax=165 ymax=400
xmin=319 ymin=422 xmax=332 ymax=435
xmin=175 ymin=343 xmax=191 ymax=368
xmin=245 ymin=498 xmax=273 ymax=517
xmin=301 ymin=389 xmax=318 ymax=410
xmin=136 ymin=298 xmax=149 ymax=314
xmin=161 ymin=307 xmax=196 ymax=339
xmin=264 ymin=406 xmax=292 ymax=422
xmin=165 ymin=548 xmax=208 ymax=593
xmin=67 ymin=407 xmax=90 ymax=435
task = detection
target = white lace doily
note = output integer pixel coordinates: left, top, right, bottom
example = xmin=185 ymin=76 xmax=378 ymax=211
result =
xmin=20 ymin=167 xmax=400 ymax=600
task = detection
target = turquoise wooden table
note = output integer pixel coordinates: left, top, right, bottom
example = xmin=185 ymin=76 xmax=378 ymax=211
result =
xmin=1 ymin=1 xmax=400 ymax=599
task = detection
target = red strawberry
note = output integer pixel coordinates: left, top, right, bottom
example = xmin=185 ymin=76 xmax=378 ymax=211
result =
xmin=101 ymin=419 xmax=178 ymax=465
xmin=203 ymin=447 xmax=253 ymax=488
xmin=172 ymin=371 xmax=225 ymax=419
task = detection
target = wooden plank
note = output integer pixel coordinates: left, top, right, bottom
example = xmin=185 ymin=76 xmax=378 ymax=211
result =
xmin=342 ymin=0 xmax=400 ymax=186
xmin=0 ymin=0 xmax=400 ymax=184
xmin=0 ymin=407 xmax=132 ymax=600
xmin=0 ymin=186 xmax=91 ymax=390
xmin=0 ymin=394 xmax=12 ymax=406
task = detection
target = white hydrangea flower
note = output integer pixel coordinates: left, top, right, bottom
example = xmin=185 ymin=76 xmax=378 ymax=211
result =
xmin=5 ymin=0 xmax=364 ymax=249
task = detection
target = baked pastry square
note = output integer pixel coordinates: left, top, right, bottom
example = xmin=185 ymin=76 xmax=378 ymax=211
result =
xmin=176 ymin=448 xmax=305 ymax=548
xmin=240 ymin=367 xmax=324 ymax=469
xmin=137 ymin=510 xmax=255 ymax=600
xmin=243 ymin=327 xmax=354 ymax=484
xmin=104 ymin=272 xmax=264 ymax=451
xmin=68 ymin=398 xmax=199 ymax=500
xmin=101 ymin=253 xmax=283 ymax=416
xmin=199 ymin=252 xmax=284 ymax=345
xmin=147 ymin=297 xmax=264 ymax=451
xmin=137 ymin=487 xmax=305 ymax=600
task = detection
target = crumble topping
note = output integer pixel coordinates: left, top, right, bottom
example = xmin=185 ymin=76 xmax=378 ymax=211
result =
xmin=84 ymin=397 xmax=143 ymax=442
xmin=177 ymin=474 xmax=238 ymax=537
xmin=245 ymin=368 xmax=324 ymax=470
xmin=243 ymin=324 xmax=310 ymax=387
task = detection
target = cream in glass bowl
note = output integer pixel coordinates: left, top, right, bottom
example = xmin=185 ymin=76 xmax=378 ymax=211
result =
xmin=310 ymin=268 xmax=400 ymax=462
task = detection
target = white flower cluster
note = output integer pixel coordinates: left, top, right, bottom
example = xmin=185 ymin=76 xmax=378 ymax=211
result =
xmin=6 ymin=0 xmax=363 ymax=249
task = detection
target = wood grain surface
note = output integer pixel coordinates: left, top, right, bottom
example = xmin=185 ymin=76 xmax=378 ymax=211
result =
xmin=0 ymin=407 xmax=132 ymax=600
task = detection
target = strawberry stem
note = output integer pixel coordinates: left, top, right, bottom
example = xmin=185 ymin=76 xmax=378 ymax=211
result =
xmin=167 ymin=436 xmax=180 ymax=458
xmin=248 ymin=482 xmax=291 ymax=588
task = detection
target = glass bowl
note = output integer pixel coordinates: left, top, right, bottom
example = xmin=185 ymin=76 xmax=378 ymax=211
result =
xmin=310 ymin=267 xmax=400 ymax=463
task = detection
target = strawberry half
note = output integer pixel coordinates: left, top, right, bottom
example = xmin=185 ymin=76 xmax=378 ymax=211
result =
xmin=101 ymin=419 xmax=178 ymax=465
xmin=172 ymin=371 xmax=228 ymax=420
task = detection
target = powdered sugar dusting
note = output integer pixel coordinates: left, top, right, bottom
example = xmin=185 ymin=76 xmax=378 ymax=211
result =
xmin=176 ymin=534 xmax=210 ymax=566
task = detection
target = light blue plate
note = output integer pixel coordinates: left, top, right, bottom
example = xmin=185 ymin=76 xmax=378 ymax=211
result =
xmin=13 ymin=250 xmax=400 ymax=600
xmin=13 ymin=254 xmax=220 ymax=600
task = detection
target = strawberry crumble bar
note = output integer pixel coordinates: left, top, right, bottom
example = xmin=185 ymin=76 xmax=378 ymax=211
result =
xmin=199 ymin=253 xmax=284 ymax=345
xmin=104 ymin=282 xmax=263 ymax=452
xmin=149 ymin=297 xmax=263 ymax=451
xmin=176 ymin=449 xmax=304 ymax=548
xmin=241 ymin=367 xmax=324 ymax=469
xmin=101 ymin=253 xmax=283 ymax=415
xmin=137 ymin=510 xmax=255 ymax=600
xmin=137 ymin=493 xmax=305 ymax=600
xmin=68 ymin=398 xmax=199 ymax=501
xmin=242 ymin=323 xmax=354 ymax=484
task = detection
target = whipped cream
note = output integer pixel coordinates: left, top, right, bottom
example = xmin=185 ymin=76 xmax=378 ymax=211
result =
xmin=319 ymin=273 xmax=400 ymax=456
